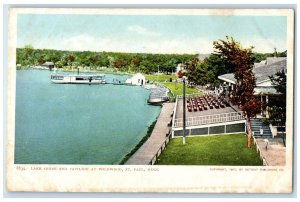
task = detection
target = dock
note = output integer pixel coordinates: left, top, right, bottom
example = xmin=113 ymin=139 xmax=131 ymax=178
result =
xmin=125 ymin=103 xmax=175 ymax=165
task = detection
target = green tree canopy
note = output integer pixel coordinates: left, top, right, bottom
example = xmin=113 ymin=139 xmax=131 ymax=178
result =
xmin=214 ymin=36 xmax=260 ymax=147
xmin=185 ymin=58 xmax=215 ymax=86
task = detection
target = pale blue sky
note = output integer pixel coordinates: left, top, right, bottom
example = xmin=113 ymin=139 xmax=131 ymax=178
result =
xmin=17 ymin=14 xmax=287 ymax=54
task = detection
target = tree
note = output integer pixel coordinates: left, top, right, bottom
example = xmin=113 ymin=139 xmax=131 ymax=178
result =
xmin=204 ymin=54 xmax=233 ymax=80
xmin=113 ymin=59 xmax=125 ymax=69
xmin=268 ymin=70 xmax=286 ymax=146
xmin=185 ymin=58 xmax=215 ymax=85
xmin=37 ymin=55 xmax=46 ymax=65
xmin=22 ymin=44 xmax=34 ymax=65
xmin=214 ymin=36 xmax=260 ymax=148
xmin=67 ymin=54 xmax=75 ymax=66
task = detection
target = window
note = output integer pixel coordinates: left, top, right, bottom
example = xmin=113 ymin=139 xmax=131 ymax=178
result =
xmin=51 ymin=76 xmax=64 ymax=80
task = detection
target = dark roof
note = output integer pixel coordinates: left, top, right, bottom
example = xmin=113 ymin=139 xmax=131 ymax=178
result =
xmin=218 ymin=58 xmax=287 ymax=84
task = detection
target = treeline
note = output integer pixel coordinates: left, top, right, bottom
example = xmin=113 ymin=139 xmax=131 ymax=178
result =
xmin=16 ymin=45 xmax=196 ymax=74
xmin=16 ymin=45 xmax=287 ymax=86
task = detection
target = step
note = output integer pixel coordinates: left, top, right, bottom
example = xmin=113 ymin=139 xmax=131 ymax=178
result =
xmin=251 ymin=128 xmax=272 ymax=132
xmin=253 ymin=130 xmax=271 ymax=133
xmin=254 ymin=128 xmax=271 ymax=131
xmin=250 ymin=120 xmax=262 ymax=123
xmin=253 ymin=132 xmax=272 ymax=135
xmin=251 ymin=126 xmax=270 ymax=129
xmin=250 ymin=122 xmax=264 ymax=125
xmin=251 ymin=123 xmax=269 ymax=126
xmin=250 ymin=119 xmax=273 ymax=138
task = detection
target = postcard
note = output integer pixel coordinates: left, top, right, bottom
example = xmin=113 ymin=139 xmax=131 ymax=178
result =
xmin=6 ymin=8 xmax=294 ymax=193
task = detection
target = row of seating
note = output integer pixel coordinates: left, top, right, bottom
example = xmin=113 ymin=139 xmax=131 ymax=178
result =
xmin=187 ymin=102 xmax=208 ymax=112
xmin=204 ymin=95 xmax=230 ymax=108
xmin=186 ymin=95 xmax=230 ymax=112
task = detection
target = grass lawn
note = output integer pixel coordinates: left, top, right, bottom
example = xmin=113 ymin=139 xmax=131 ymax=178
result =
xmin=145 ymin=73 xmax=201 ymax=97
xmin=161 ymin=82 xmax=201 ymax=96
xmin=156 ymin=134 xmax=263 ymax=165
xmin=145 ymin=74 xmax=177 ymax=83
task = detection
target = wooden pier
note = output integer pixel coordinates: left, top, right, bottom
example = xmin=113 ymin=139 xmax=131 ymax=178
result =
xmin=125 ymin=103 xmax=175 ymax=165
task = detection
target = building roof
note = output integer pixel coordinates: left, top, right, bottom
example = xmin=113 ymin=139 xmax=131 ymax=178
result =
xmin=42 ymin=61 xmax=54 ymax=66
xmin=218 ymin=57 xmax=287 ymax=85
xmin=132 ymin=73 xmax=145 ymax=79
xmin=254 ymin=86 xmax=278 ymax=95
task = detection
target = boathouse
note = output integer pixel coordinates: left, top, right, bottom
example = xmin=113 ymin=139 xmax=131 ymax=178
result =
xmin=126 ymin=73 xmax=145 ymax=86
xmin=132 ymin=73 xmax=145 ymax=85
xmin=41 ymin=61 xmax=55 ymax=70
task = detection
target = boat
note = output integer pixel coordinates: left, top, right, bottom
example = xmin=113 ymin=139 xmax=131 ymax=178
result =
xmin=113 ymin=78 xmax=125 ymax=85
xmin=33 ymin=66 xmax=49 ymax=70
xmin=51 ymin=74 xmax=106 ymax=84
xmin=147 ymin=84 xmax=170 ymax=105
xmin=147 ymin=96 xmax=169 ymax=105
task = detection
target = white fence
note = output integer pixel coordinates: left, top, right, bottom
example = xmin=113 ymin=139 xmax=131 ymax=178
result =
xmin=177 ymin=93 xmax=203 ymax=99
xmin=173 ymin=111 xmax=245 ymax=128
xmin=252 ymin=135 xmax=268 ymax=166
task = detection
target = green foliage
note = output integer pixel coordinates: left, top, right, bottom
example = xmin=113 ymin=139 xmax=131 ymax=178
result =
xmin=16 ymin=47 xmax=195 ymax=73
xmin=268 ymin=70 xmax=286 ymax=126
xmin=269 ymin=70 xmax=286 ymax=96
xmin=252 ymin=52 xmax=273 ymax=63
xmin=204 ymin=53 xmax=234 ymax=78
xmin=161 ymin=82 xmax=200 ymax=96
xmin=185 ymin=58 xmax=215 ymax=85
xmin=261 ymin=118 xmax=270 ymax=126
xmin=252 ymin=50 xmax=287 ymax=63
xmin=214 ymin=36 xmax=260 ymax=118
xmin=156 ymin=134 xmax=263 ymax=165
xmin=145 ymin=74 xmax=177 ymax=83
xmin=277 ymin=50 xmax=287 ymax=57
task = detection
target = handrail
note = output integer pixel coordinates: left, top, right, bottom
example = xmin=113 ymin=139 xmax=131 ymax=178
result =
xmin=177 ymin=93 xmax=204 ymax=99
xmin=149 ymin=132 xmax=172 ymax=165
xmin=173 ymin=111 xmax=245 ymax=128
xmin=252 ymin=135 xmax=268 ymax=166
xmin=172 ymin=95 xmax=179 ymax=135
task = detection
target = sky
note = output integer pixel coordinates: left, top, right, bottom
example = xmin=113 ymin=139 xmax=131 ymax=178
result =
xmin=17 ymin=14 xmax=287 ymax=54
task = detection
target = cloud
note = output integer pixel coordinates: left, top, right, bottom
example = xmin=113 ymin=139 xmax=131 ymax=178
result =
xmin=55 ymin=35 xmax=212 ymax=54
xmin=137 ymin=38 xmax=214 ymax=54
xmin=29 ymin=34 xmax=286 ymax=55
xmin=242 ymin=37 xmax=286 ymax=53
xmin=127 ymin=25 xmax=161 ymax=37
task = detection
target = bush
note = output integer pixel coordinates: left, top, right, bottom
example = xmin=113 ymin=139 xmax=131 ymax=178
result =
xmin=261 ymin=118 xmax=270 ymax=126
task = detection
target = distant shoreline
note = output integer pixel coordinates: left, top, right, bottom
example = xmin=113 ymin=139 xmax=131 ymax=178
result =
xmin=18 ymin=66 xmax=135 ymax=77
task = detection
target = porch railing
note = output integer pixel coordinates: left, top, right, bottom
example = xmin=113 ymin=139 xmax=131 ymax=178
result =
xmin=173 ymin=111 xmax=245 ymax=128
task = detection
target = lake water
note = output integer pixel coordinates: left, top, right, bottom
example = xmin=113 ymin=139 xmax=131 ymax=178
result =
xmin=15 ymin=70 xmax=161 ymax=164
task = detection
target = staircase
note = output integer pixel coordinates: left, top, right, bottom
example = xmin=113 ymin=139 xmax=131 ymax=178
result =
xmin=250 ymin=118 xmax=273 ymax=138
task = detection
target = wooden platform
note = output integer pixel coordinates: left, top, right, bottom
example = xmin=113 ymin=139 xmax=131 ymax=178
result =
xmin=125 ymin=103 xmax=175 ymax=165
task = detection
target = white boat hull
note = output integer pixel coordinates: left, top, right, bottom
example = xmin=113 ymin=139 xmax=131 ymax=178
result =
xmin=51 ymin=74 xmax=106 ymax=84
xmin=51 ymin=80 xmax=106 ymax=84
